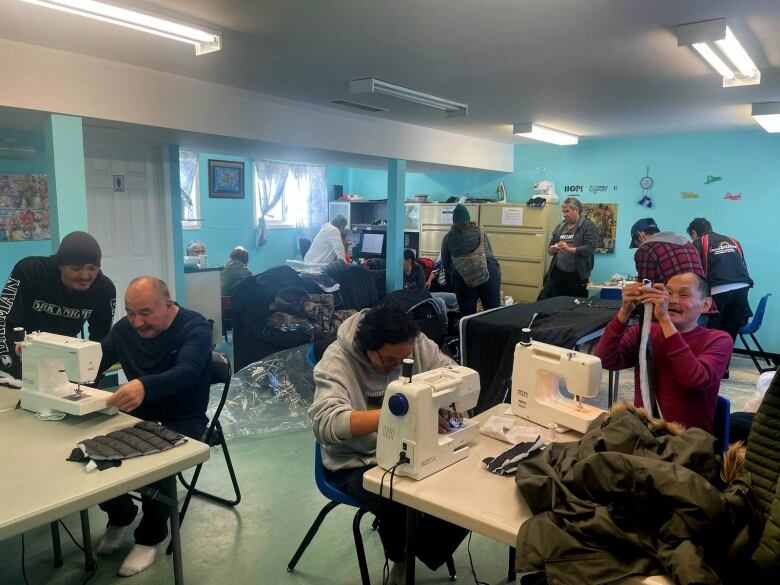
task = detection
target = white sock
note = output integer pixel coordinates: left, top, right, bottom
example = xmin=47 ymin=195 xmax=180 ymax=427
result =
xmin=96 ymin=524 xmax=131 ymax=555
xmin=389 ymin=561 xmax=406 ymax=585
xmin=118 ymin=544 xmax=157 ymax=577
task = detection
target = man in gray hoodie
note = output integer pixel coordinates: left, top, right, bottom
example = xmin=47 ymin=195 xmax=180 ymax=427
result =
xmin=308 ymin=306 xmax=467 ymax=583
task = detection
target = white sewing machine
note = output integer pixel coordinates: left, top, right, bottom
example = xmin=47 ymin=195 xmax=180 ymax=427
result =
xmin=511 ymin=328 xmax=603 ymax=433
xmin=18 ymin=331 xmax=117 ymax=417
xmin=377 ymin=362 xmax=481 ymax=480
xmin=532 ymin=180 xmax=559 ymax=203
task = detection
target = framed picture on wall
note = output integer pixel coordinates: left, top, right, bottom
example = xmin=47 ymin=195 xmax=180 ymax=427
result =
xmin=208 ymin=160 xmax=244 ymax=198
xmin=583 ymin=203 xmax=618 ymax=253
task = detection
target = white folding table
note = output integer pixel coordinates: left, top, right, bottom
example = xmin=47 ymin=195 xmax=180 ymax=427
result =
xmin=0 ymin=406 xmax=209 ymax=585
xmin=363 ymin=404 xmax=674 ymax=585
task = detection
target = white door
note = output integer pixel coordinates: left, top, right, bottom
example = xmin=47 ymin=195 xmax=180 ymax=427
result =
xmin=85 ymin=142 xmax=173 ymax=323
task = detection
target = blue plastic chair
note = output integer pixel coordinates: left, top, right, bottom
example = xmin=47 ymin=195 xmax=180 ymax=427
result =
xmin=738 ymin=294 xmax=774 ymax=373
xmin=713 ymin=395 xmax=731 ymax=452
xmin=288 ymin=444 xmax=372 ymax=584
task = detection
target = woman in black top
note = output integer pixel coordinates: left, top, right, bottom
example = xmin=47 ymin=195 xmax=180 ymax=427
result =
xmin=441 ymin=205 xmax=501 ymax=315
xmin=403 ymin=249 xmax=425 ymax=290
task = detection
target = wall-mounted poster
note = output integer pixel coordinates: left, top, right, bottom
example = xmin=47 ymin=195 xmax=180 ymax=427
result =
xmin=0 ymin=174 xmax=50 ymax=241
xmin=583 ymin=203 xmax=617 ymax=253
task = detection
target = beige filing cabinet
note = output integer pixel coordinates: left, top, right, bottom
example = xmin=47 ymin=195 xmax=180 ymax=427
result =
xmin=418 ymin=203 xmax=481 ymax=262
xmin=478 ymin=203 xmax=560 ymax=303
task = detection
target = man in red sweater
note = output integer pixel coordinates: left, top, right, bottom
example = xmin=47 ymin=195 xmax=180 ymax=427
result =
xmin=594 ymin=272 xmax=733 ymax=432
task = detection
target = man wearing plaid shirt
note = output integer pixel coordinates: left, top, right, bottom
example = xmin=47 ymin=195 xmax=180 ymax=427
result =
xmin=630 ymin=218 xmax=704 ymax=284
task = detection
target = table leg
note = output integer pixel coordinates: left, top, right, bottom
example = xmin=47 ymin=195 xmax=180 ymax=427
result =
xmin=405 ymin=508 xmax=417 ymax=585
xmin=508 ymin=546 xmax=516 ymax=581
xmin=165 ymin=476 xmax=184 ymax=585
xmin=79 ymin=510 xmax=96 ymax=571
xmin=608 ymin=370 xmax=614 ymax=409
xmin=50 ymin=522 xmax=63 ymax=568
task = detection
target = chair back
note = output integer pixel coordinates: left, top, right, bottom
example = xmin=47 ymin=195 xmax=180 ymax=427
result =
xmin=314 ymin=443 xmax=363 ymax=509
xmin=299 ymin=238 xmax=312 ymax=259
xmin=713 ymin=395 xmax=731 ymax=451
xmin=740 ymin=293 xmax=771 ymax=335
xmin=203 ymin=352 xmax=232 ymax=445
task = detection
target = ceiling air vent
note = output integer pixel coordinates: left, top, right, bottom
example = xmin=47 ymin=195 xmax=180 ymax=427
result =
xmin=327 ymin=99 xmax=388 ymax=113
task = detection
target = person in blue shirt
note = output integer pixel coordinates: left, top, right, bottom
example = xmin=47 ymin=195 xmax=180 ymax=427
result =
xmin=95 ymin=276 xmax=212 ymax=577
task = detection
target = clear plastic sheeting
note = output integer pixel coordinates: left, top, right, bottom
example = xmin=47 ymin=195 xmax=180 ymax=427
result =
xmin=210 ymin=344 xmax=317 ymax=439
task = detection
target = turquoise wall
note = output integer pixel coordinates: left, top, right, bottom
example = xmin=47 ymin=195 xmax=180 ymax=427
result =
xmin=329 ymin=129 xmax=780 ymax=351
xmin=45 ymin=114 xmax=87 ymax=245
xmin=182 ymin=153 xmax=298 ymax=275
xmin=328 ymin=165 xmax=506 ymax=201
xmin=0 ymin=129 xmax=50 ymax=282
xmin=511 ymin=131 xmax=780 ymax=352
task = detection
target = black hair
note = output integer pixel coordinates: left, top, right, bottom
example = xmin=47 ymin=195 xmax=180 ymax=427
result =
xmin=356 ymin=306 xmax=419 ymax=351
xmin=403 ymin=248 xmax=417 ymax=263
xmin=686 ymin=218 xmax=712 ymax=237
xmin=644 ymin=226 xmax=660 ymax=236
xmin=229 ymin=246 xmax=249 ymax=264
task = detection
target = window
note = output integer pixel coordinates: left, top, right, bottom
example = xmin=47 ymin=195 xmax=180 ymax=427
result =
xmin=253 ymin=161 xmax=327 ymax=234
xmin=179 ymin=150 xmax=200 ymax=230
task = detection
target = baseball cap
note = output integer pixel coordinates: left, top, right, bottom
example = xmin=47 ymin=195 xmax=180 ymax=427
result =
xmin=629 ymin=218 xmax=658 ymax=248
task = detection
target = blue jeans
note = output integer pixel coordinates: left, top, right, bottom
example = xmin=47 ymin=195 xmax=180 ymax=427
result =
xmin=431 ymin=292 xmax=458 ymax=310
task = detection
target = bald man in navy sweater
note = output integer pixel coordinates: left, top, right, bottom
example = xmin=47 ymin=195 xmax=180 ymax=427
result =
xmin=96 ymin=276 xmax=212 ymax=577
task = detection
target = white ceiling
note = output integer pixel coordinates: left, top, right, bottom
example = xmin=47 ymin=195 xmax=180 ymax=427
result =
xmin=0 ymin=0 xmax=779 ymax=144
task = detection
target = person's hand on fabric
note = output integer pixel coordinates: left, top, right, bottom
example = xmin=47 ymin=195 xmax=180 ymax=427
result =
xmin=107 ymin=379 xmax=145 ymax=413
xmin=425 ymin=273 xmax=435 ymax=289
xmin=640 ymin=284 xmax=670 ymax=322
xmin=14 ymin=342 xmax=22 ymax=357
xmin=557 ymin=242 xmax=576 ymax=253
xmin=437 ymin=409 xmax=450 ymax=434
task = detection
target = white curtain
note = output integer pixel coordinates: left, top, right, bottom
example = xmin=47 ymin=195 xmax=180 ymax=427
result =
xmin=179 ymin=151 xmax=198 ymax=219
xmin=289 ymin=163 xmax=328 ymax=241
xmin=254 ymin=160 xmax=290 ymax=247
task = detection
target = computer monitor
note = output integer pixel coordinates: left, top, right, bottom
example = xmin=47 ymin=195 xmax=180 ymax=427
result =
xmin=356 ymin=231 xmax=386 ymax=259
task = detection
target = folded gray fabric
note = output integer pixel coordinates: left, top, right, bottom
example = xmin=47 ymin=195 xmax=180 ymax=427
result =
xmin=67 ymin=421 xmax=186 ymax=471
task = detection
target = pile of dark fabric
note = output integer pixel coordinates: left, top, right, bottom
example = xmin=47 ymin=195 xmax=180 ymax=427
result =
xmin=67 ymin=421 xmax=186 ymax=471
xmin=515 ymin=403 xmax=763 ymax=585
xmin=266 ymin=287 xmax=355 ymax=337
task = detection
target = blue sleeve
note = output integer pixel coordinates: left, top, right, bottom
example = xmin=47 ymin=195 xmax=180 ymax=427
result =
xmin=138 ymin=318 xmax=212 ymax=402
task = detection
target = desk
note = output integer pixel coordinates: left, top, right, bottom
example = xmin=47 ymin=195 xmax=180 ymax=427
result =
xmin=0 ymin=409 xmax=210 ymax=585
xmin=363 ymin=405 xmax=673 ymax=585
xmin=459 ymin=297 xmax=620 ymax=412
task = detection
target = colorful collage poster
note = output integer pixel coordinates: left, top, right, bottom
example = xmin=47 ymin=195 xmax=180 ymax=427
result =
xmin=0 ymin=174 xmax=50 ymax=241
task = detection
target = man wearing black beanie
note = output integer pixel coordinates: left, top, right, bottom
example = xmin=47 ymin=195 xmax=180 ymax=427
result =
xmin=0 ymin=231 xmax=116 ymax=378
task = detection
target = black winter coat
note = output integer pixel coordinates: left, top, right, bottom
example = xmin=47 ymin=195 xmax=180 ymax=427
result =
xmin=515 ymin=404 xmax=762 ymax=585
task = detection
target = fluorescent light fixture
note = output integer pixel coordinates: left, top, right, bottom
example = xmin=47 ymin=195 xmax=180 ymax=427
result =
xmin=752 ymin=103 xmax=780 ymax=133
xmin=692 ymin=43 xmax=735 ymax=80
xmin=512 ymin=123 xmax=578 ymax=146
xmin=349 ymin=78 xmax=468 ymax=117
xmin=677 ymin=19 xmax=759 ymax=87
xmin=19 ymin=0 xmax=221 ymax=55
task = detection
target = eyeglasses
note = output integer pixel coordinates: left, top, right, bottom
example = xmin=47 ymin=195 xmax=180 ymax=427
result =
xmin=375 ymin=350 xmax=410 ymax=370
